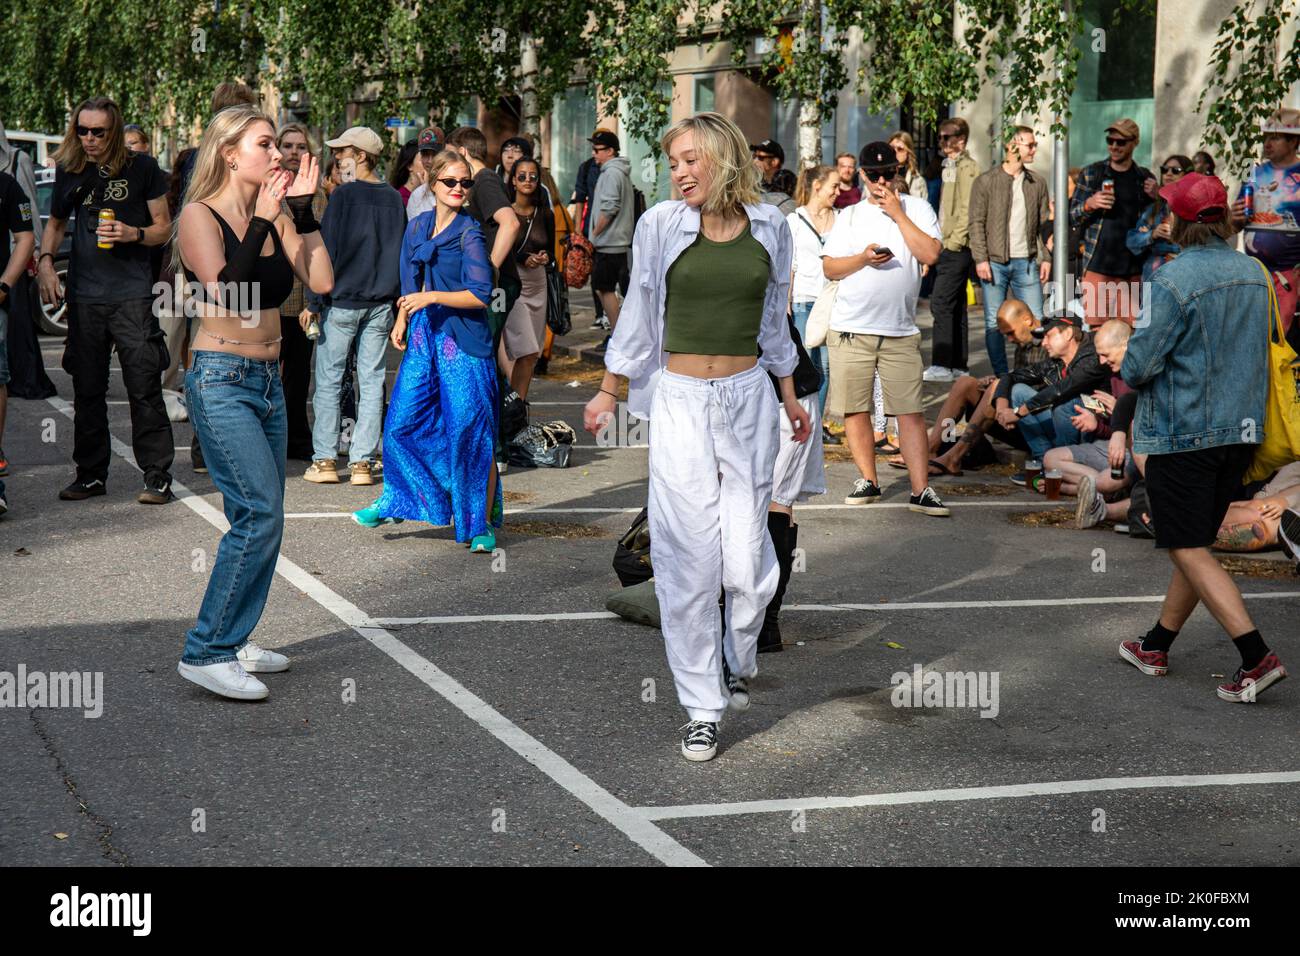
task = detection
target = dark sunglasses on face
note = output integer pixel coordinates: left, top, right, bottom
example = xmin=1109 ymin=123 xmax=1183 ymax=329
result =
xmin=1106 ymin=137 xmax=1131 ymax=147
xmin=1160 ymin=165 xmax=1185 ymax=174
xmin=77 ymin=126 xmax=108 ymax=138
xmin=436 ymin=177 xmax=475 ymax=190
xmin=863 ymin=166 xmax=899 ymax=182
xmin=515 ymin=173 xmax=538 ymax=182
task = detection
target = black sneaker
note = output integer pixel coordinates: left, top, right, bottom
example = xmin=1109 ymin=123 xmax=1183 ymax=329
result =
xmin=844 ymin=477 xmax=882 ymax=505
xmin=909 ymin=486 xmax=951 ymax=516
xmin=721 ymin=656 xmax=750 ymax=712
xmin=1278 ymin=509 xmax=1300 ymax=562
xmin=138 ymin=474 xmax=175 ymax=505
xmin=59 ymin=478 xmax=106 ymax=500
xmin=680 ymin=720 xmax=718 ymax=762
xmin=191 ymin=436 xmax=208 ymax=474
xmin=822 ymin=426 xmax=842 ymax=446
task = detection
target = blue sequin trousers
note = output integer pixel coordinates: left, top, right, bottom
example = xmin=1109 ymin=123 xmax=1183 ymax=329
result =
xmin=371 ymin=308 xmax=503 ymax=542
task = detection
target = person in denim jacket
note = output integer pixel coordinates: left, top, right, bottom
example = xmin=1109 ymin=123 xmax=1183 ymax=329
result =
xmin=1118 ymin=173 xmax=1286 ymax=704
xmin=1125 ymin=154 xmax=1191 ymax=284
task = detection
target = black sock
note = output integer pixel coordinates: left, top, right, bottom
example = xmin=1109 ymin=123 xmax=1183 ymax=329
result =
xmin=1141 ymin=621 xmax=1179 ymax=653
xmin=1233 ymin=630 xmax=1269 ymax=670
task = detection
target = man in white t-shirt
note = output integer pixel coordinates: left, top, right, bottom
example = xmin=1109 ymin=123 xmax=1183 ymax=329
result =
xmin=822 ymin=141 xmax=949 ymax=516
xmin=404 ymin=126 xmax=444 ymax=219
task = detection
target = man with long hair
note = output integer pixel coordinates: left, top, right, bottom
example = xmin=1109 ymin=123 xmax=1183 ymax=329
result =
xmin=37 ymin=96 xmax=174 ymax=504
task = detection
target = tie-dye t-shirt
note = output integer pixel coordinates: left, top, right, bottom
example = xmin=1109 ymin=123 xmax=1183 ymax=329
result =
xmin=1241 ymin=159 xmax=1300 ymax=271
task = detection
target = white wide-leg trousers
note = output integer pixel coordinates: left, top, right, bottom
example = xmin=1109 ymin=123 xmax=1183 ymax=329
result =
xmin=648 ymin=364 xmax=781 ymax=722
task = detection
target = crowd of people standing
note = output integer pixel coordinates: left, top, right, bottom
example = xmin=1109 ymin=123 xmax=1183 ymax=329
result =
xmin=0 ymin=85 xmax=1296 ymax=759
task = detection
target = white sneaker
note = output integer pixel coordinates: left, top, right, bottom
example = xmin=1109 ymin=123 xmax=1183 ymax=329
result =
xmin=236 ymin=641 xmax=290 ymax=673
xmin=922 ymin=365 xmax=955 ymax=383
xmin=1074 ymin=474 xmax=1107 ymax=529
xmin=162 ymin=389 xmax=189 ymax=422
xmin=177 ymin=660 xmax=269 ymax=700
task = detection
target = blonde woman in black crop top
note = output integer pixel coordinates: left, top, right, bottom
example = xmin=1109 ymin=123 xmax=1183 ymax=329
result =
xmin=173 ymin=106 xmax=333 ymax=702
xmin=584 ymin=112 xmax=810 ymax=763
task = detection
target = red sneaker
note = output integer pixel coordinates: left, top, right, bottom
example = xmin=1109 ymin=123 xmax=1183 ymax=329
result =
xmin=1217 ymin=652 xmax=1287 ymax=703
xmin=1119 ymin=639 xmax=1168 ymax=676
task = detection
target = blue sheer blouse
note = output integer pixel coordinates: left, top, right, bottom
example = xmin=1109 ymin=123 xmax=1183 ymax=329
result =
xmin=400 ymin=210 xmax=496 ymax=359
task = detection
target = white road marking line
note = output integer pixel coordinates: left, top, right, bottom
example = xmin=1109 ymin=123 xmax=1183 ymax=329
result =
xmin=381 ymin=612 xmax=620 ymax=626
xmin=370 ymin=591 xmax=1300 ymax=626
xmin=636 ymin=770 xmax=1300 ymax=821
xmin=43 ymin=394 xmax=708 ymax=869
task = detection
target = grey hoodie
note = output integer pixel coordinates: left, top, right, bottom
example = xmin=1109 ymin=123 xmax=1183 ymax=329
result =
xmin=591 ymin=155 xmax=634 ymax=253
xmin=0 ymin=120 xmax=40 ymax=251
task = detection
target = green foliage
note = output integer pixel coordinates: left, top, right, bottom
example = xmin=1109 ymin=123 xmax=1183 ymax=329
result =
xmin=1196 ymin=0 xmax=1300 ymax=175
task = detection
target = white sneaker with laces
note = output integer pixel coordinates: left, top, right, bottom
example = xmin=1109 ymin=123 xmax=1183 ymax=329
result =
xmin=1075 ymin=474 xmax=1107 ymax=529
xmin=236 ymin=641 xmax=290 ymax=673
xmin=177 ymin=660 xmax=269 ymax=700
xmin=680 ymin=721 xmax=719 ymax=761
xmin=922 ymin=365 xmax=955 ymax=383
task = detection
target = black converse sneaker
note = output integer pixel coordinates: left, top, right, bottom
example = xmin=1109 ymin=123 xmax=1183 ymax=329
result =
xmin=680 ymin=720 xmax=719 ymax=762
xmin=721 ymin=656 xmax=750 ymax=711
xmin=844 ymin=477 xmax=882 ymax=505
xmin=908 ymin=486 xmax=951 ymax=516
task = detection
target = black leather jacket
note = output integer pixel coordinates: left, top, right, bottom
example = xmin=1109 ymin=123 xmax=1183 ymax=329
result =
xmin=994 ymin=336 xmax=1109 ymax=416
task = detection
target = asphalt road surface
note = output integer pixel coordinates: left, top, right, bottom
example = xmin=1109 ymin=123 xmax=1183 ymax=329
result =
xmin=2 ymin=315 xmax=1297 ymax=867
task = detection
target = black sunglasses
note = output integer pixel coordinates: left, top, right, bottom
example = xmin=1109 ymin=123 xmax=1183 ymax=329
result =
xmin=436 ymin=177 xmax=475 ymax=190
xmin=1106 ymin=137 xmax=1131 ymax=146
xmin=515 ymin=172 xmax=539 ymax=182
xmin=863 ymin=166 xmax=899 ymax=182
xmin=1160 ymin=165 xmax=1185 ymax=174
xmin=77 ymin=125 xmax=108 ymax=138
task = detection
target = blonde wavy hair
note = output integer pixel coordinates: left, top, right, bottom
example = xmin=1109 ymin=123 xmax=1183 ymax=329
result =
xmin=660 ymin=112 xmax=761 ymax=214
xmin=171 ymin=105 xmax=278 ymax=269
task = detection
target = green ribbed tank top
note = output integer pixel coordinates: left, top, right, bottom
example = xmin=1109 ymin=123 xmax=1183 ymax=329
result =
xmin=663 ymin=223 xmax=770 ymax=355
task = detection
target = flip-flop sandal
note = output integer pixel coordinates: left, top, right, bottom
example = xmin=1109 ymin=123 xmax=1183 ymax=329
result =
xmin=928 ymin=458 xmax=963 ymax=477
xmin=875 ymin=438 xmax=901 ymax=455
xmin=887 ymin=456 xmax=908 ymax=470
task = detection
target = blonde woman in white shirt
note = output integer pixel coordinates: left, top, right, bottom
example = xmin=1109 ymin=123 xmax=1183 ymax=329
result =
xmin=787 ymin=165 xmax=837 ymax=421
xmin=583 ymin=112 xmax=811 ymax=763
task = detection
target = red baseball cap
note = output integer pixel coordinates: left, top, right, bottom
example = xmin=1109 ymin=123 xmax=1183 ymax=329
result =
xmin=1159 ymin=172 xmax=1228 ymax=223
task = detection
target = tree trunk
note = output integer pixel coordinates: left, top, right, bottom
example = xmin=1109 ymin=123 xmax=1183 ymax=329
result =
xmin=798 ymin=98 xmax=821 ymax=168
xmin=795 ymin=0 xmax=823 ymax=168
xmin=520 ymin=32 xmax=540 ymax=137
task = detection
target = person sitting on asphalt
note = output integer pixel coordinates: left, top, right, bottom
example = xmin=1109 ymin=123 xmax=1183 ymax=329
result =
xmin=991 ymin=311 xmax=1110 ymax=481
xmin=892 ymin=297 xmax=1046 ymax=477
xmin=1041 ymin=320 xmax=1145 ymax=527
xmin=1213 ymin=460 xmax=1300 ymax=562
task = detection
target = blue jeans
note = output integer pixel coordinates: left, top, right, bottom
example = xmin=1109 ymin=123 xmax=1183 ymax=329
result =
xmin=312 ymin=304 xmax=393 ymax=464
xmin=981 ymin=259 xmax=1045 ymax=376
xmin=791 ymin=301 xmax=829 ymax=415
xmin=182 ymin=353 xmax=286 ymax=665
xmin=1011 ymin=382 xmax=1062 ymax=460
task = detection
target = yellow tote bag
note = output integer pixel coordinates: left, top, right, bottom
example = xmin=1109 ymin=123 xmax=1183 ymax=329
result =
xmin=1245 ymin=261 xmax=1300 ymax=482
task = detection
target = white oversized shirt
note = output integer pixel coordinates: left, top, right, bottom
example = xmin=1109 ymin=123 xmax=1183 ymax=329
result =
xmin=604 ymin=200 xmax=797 ymax=420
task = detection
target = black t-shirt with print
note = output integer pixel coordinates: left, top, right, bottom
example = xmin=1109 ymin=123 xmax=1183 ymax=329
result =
xmin=1089 ymin=162 xmax=1151 ymax=277
xmin=466 ymin=167 xmax=515 ymax=279
xmin=51 ymin=153 xmax=168 ymax=302
xmin=0 ymin=170 xmax=35 ymax=253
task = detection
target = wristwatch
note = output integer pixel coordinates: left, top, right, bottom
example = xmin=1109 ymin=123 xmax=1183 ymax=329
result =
xmin=0 ymin=280 xmax=9 ymax=299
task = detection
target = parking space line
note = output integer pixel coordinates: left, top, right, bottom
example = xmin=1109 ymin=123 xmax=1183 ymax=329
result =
xmin=369 ymin=591 xmax=1300 ymax=626
xmin=635 ymin=770 xmax=1300 ymax=821
xmin=44 ymin=394 xmax=709 ymax=868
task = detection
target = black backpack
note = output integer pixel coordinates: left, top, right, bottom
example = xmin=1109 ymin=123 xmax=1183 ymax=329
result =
xmin=612 ymin=508 xmax=653 ymax=587
xmin=632 ymin=187 xmax=647 ymax=227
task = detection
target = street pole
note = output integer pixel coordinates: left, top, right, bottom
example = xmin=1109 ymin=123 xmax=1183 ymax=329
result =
xmin=1052 ymin=0 xmax=1071 ymax=316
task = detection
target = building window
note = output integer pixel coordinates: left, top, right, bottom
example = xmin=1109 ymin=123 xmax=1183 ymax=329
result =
xmin=549 ymin=87 xmax=598 ymax=203
xmin=1069 ymin=0 xmax=1156 ymax=169
xmin=619 ymin=82 xmax=674 ymax=204
xmin=693 ymin=75 xmax=715 ymax=114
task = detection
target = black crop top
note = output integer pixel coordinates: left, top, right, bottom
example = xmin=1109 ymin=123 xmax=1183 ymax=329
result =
xmin=183 ymin=203 xmax=296 ymax=312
